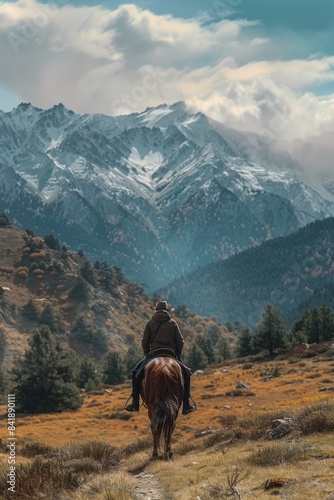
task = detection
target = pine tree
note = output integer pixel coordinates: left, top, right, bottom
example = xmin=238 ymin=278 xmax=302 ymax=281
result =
xmin=13 ymin=325 xmax=82 ymax=413
xmin=21 ymin=299 xmax=40 ymax=322
xmin=319 ymin=305 xmax=334 ymax=342
xmin=237 ymin=327 xmax=253 ymax=357
xmin=289 ymin=316 xmax=307 ymax=346
xmin=44 ymin=234 xmax=60 ymax=250
xmin=103 ymin=351 xmax=126 ymax=385
xmin=40 ymin=303 xmax=65 ymax=334
xmin=68 ymin=277 xmax=89 ymax=300
xmin=252 ymin=305 xmax=287 ymax=355
xmin=206 ymin=321 xmax=220 ymax=344
xmin=216 ymin=335 xmax=232 ymax=360
xmin=80 ymin=262 xmax=97 ymax=287
xmin=304 ymin=308 xmax=321 ymax=343
xmin=71 ymin=316 xmax=109 ymax=355
xmin=195 ymin=335 xmax=214 ymax=364
xmin=77 ymin=358 xmax=100 ymax=389
xmin=186 ymin=343 xmax=208 ymax=371
xmin=125 ymin=345 xmax=144 ymax=372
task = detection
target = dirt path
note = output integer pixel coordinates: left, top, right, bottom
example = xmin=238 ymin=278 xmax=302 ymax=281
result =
xmin=134 ymin=471 xmax=167 ymax=499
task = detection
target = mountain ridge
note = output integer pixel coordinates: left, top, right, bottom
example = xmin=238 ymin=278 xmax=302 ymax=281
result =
xmin=161 ymin=217 xmax=334 ymax=326
xmin=1 ymin=101 xmax=334 ymax=288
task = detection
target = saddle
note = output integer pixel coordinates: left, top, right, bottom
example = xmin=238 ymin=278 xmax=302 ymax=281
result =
xmin=135 ymin=349 xmax=191 ymax=380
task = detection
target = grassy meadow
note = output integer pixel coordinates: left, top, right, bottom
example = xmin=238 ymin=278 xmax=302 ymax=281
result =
xmin=1 ymin=349 xmax=334 ymax=499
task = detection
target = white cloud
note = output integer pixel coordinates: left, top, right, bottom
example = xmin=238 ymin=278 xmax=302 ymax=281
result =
xmin=183 ymin=60 xmax=334 ymax=140
xmin=0 ymin=0 xmax=333 ymax=140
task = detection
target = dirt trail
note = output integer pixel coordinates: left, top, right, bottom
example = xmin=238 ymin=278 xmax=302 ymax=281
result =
xmin=134 ymin=471 xmax=167 ymax=499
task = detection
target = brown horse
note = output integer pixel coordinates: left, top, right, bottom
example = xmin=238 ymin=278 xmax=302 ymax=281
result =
xmin=141 ymin=357 xmax=184 ymax=460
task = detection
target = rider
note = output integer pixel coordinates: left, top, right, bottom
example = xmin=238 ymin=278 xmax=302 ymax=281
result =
xmin=124 ymin=300 xmax=196 ymax=415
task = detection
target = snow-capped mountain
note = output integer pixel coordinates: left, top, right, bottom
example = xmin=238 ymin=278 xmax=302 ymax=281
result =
xmin=1 ymin=101 xmax=334 ymax=288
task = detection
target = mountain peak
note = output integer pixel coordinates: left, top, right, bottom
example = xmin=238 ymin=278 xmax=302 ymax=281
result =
xmin=170 ymin=100 xmax=187 ymax=110
xmin=49 ymin=103 xmax=74 ymax=115
xmin=133 ymin=101 xmax=191 ymax=128
xmin=15 ymin=102 xmax=32 ymax=111
xmin=13 ymin=102 xmax=41 ymax=114
xmin=1 ymin=100 xmax=334 ymax=292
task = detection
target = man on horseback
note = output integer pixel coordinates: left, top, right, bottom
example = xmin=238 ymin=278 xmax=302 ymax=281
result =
xmin=124 ymin=300 xmax=196 ymax=415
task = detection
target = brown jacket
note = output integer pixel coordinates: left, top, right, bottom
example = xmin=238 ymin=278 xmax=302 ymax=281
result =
xmin=142 ymin=310 xmax=184 ymax=357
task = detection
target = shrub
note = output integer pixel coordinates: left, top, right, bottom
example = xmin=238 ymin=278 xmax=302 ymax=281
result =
xmin=0 ymin=438 xmax=124 ymax=500
xmin=295 ymin=400 xmax=334 ymax=435
xmin=32 ymin=268 xmax=44 ymax=276
xmin=238 ymin=410 xmax=293 ymax=441
xmin=29 ymin=262 xmax=39 ymax=272
xmin=58 ymin=440 xmax=121 ymax=470
xmin=301 ymin=350 xmax=317 ymax=358
xmin=16 ymin=265 xmax=29 ymax=275
xmin=225 ymin=389 xmax=255 ymax=397
xmin=17 ymin=440 xmax=54 ymax=458
xmin=17 ymin=270 xmax=28 ymax=279
xmin=248 ymin=440 xmax=310 ymax=466
xmin=0 ymin=213 xmax=10 ymax=226
xmin=0 ymin=457 xmax=82 ymax=498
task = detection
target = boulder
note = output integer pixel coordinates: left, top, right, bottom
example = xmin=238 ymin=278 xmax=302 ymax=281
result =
xmin=236 ymin=382 xmax=250 ymax=389
xmin=267 ymin=417 xmax=293 ymax=439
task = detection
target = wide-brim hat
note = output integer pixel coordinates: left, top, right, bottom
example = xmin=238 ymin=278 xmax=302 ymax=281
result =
xmin=154 ymin=300 xmax=169 ymax=311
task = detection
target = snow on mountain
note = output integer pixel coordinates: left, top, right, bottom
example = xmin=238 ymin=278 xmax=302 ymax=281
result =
xmin=0 ymin=101 xmax=334 ymax=288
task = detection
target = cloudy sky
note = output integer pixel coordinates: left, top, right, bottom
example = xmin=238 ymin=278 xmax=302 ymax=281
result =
xmin=0 ymin=0 xmax=334 ymax=139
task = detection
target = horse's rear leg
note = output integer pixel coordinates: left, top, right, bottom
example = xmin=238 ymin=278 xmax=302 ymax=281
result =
xmin=163 ymin=424 xmax=174 ymax=461
xmin=151 ymin=426 xmax=159 ymax=460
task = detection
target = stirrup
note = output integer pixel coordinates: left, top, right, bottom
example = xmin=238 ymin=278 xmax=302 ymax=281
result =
xmin=182 ymin=396 xmax=197 ymax=415
xmin=124 ymin=395 xmax=139 ymax=412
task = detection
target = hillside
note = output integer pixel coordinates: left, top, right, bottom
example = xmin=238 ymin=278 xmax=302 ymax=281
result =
xmin=162 ymin=217 xmax=334 ymax=326
xmin=0 ymin=217 xmax=232 ymax=370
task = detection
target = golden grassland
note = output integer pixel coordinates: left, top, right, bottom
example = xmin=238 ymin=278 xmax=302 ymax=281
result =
xmin=1 ymin=353 xmax=334 ymax=499
xmin=2 ymin=351 xmax=333 ymax=447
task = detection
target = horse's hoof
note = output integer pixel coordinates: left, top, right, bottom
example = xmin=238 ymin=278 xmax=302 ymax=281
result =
xmin=150 ymin=453 xmax=158 ymax=461
xmin=164 ymin=452 xmax=173 ymax=461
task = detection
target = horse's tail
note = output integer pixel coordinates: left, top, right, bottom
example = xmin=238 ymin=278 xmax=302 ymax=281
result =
xmin=150 ymin=362 xmax=182 ymax=449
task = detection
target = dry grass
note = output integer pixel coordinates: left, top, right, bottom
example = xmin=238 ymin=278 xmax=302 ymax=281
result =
xmin=1 ymin=326 xmax=334 ymax=499
xmin=77 ymin=471 xmax=136 ymax=500
xmin=0 ymin=401 xmax=334 ymax=499
xmin=2 ymin=351 xmax=334 ymax=450
xmin=0 ymin=440 xmax=122 ymax=499
xmin=295 ymin=399 xmax=334 ymax=435
xmin=247 ymin=440 xmax=311 ymax=466
xmin=146 ymin=433 xmax=334 ymax=500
